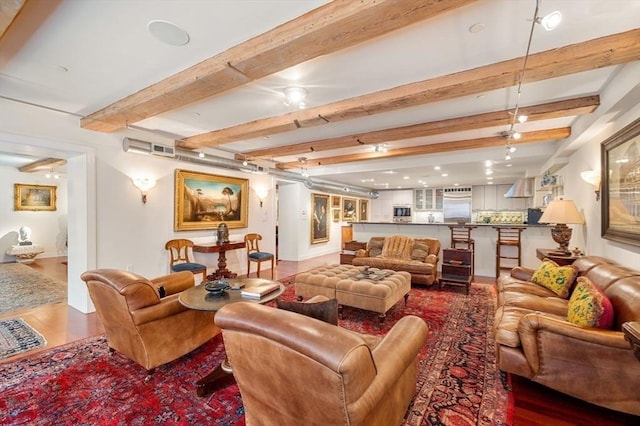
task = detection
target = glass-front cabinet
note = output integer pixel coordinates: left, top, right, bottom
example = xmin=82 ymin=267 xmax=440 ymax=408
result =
xmin=414 ymin=188 xmax=443 ymax=210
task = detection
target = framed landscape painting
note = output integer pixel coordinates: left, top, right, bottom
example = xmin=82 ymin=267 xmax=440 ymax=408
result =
xmin=14 ymin=184 xmax=56 ymax=211
xmin=342 ymin=197 xmax=357 ymax=222
xmin=174 ymin=169 xmax=248 ymax=231
xmin=358 ymin=199 xmax=369 ymax=222
xmin=311 ymin=193 xmax=329 ymax=244
xmin=601 ymin=118 xmax=640 ymax=246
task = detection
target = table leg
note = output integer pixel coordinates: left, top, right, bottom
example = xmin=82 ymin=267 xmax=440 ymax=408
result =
xmin=207 ymin=249 xmax=239 ymax=280
xmin=196 ymin=358 xmax=236 ymax=397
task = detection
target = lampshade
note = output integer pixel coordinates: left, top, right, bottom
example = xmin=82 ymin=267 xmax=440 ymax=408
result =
xmin=539 ymin=199 xmax=584 ymax=225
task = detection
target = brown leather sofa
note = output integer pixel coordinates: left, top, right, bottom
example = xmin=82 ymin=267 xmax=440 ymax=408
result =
xmin=494 ymin=256 xmax=640 ymax=415
xmin=215 ymin=301 xmax=428 ymax=426
xmin=352 ymin=235 xmax=440 ymax=285
xmin=80 ymin=269 xmax=218 ymax=373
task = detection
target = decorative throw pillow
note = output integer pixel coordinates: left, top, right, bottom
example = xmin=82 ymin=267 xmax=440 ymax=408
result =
xmin=411 ymin=242 xmax=430 ymax=261
xmin=530 ymin=260 xmax=578 ymax=298
xmin=567 ymin=277 xmax=614 ymax=329
xmin=382 ymin=236 xmax=414 ymax=259
xmin=276 ymin=298 xmax=338 ymax=325
xmin=368 ymin=238 xmax=384 ymax=258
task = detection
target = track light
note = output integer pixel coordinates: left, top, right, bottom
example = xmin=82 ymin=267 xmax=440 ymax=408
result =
xmin=536 ymin=10 xmax=562 ymax=31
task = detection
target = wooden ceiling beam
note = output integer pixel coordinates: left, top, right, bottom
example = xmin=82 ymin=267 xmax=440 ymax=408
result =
xmin=0 ymin=0 xmax=27 ymax=41
xmin=275 ymin=127 xmax=571 ymax=169
xmin=237 ymin=95 xmax=598 ymax=160
xmin=180 ymin=29 xmax=639 ymax=150
xmin=18 ymin=158 xmax=66 ymax=173
xmin=80 ymin=0 xmax=477 ymax=132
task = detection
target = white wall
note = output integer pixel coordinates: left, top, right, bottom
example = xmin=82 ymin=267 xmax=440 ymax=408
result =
xmin=277 ymin=181 xmax=342 ymax=261
xmin=0 ymin=166 xmax=68 ymax=262
xmin=559 ymin=109 xmax=640 ymax=268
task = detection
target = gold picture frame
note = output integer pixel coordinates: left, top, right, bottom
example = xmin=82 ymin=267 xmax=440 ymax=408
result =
xmin=358 ymin=199 xmax=369 ymax=222
xmin=174 ymin=169 xmax=248 ymax=231
xmin=331 ymin=195 xmax=341 ymax=208
xmin=342 ymin=197 xmax=357 ymax=222
xmin=332 ymin=209 xmax=340 ymax=222
xmin=311 ymin=193 xmax=330 ymax=244
xmin=14 ymin=184 xmax=57 ymax=211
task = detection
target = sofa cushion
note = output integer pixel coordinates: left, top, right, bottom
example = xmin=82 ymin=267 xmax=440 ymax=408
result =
xmin=368 ymin=238 xmax=384 ymax=257
xmin=276 ymin=297 xmax=339 ymax=326
xmin=382 ymin=235 xmax=414 ymax=259
xmin=411 ymin=241 xmax=430 ymax=261
xmin=530 ymin=260 xmax=578 ymax=298
xmin=567 ymin=277 xmax=614 ymax=329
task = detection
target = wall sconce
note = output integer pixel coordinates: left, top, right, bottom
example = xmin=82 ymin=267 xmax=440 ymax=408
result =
xmin=255 ymin=187 xmax=269 ymax=207
xmin=132 ymin=177 xmax=156 ymax=204
xmin=580 ymin=170 xmax=601 ymax=201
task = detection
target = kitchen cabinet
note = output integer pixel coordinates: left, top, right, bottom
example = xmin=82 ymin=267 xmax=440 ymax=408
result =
xmin=473 ymin=184 xmax=527 ymax=211
xmin=472 ymin=186 xmax=485 ymax=210
xmin=483 ymin=185 xmax=497 ymax=210
xmin=414 ymin=188 xmax=443 ymax=210
xmin=392 ymin=189 xmax=413 ymax=205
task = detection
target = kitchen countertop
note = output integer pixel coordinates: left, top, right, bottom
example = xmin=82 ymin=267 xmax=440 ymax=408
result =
xmin=352 ymin=222 xmax=551 ymax=227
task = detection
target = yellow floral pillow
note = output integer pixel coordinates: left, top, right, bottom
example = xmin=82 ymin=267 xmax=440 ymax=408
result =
xmin=567 ymin=277 xmax=614 ymax=329
xmin=530 ymin=260 xmax=578 ymax=298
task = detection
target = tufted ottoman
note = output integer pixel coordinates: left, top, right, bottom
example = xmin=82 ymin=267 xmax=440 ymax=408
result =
xmin=295 ymin=264 xmax=411 ymax=321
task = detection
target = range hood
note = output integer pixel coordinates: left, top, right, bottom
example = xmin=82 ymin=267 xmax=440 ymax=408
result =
xmin=504 ymin=178 xmax=534 ymax=198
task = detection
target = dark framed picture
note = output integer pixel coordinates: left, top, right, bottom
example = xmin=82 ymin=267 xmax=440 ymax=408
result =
xmin=331 ymin=195 xmax=341 ymax=208
xmin=342 ymin=197 xmax=357 ymax=222
xmin=358 ymin=199 xmax=369 ymax=222
xmin=14 ymin=184 xmax=57 ymax=211
xmin=601 ymin=118 xmax=640 ymax=247
xmin=174 ymin=169 xmax=248 ymax=231
xmin=311 ymin=193 xmax=329 ymax=244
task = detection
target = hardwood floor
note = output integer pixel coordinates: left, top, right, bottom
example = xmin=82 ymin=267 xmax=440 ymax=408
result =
xmin=2 ymin=255 xmax=637 ymax=425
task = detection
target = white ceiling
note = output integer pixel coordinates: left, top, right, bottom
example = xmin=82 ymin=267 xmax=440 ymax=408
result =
xmin=1 ymin=0 xmax=639 ymax=190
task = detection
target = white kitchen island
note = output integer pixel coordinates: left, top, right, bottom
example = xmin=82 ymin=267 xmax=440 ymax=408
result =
xmin=351 ymin=222 xmax=556 ymax=278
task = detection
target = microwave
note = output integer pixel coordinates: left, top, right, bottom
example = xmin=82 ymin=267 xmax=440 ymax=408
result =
xmin=393 ymin=206 xmax=412 ymax=217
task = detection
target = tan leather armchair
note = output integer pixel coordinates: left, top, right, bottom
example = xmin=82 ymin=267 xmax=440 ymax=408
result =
xmin=215 ymin=302 xmax=428 ymax=426
xmin=80 ymin=269 xmax=219 ymax=373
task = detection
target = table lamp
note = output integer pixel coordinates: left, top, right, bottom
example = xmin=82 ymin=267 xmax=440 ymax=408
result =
xmin=539 ymin=199 xmax=584 ymax=255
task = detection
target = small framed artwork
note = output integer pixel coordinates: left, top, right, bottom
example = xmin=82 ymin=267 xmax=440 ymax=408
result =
xmin=332 ymin=209 xmax=340 ymax=222
xmin=342 ymin=197 xmax=358 ymax=222
xmin=358 ymin=199 xmax=369 ymax=222
xmin=601 ymin=118 xmax=640 ymax=247
xmin=311 ymin=193 xmax=329 ymax=244
xmin=331 ymin=195 xmax=341 ymax=208
xmin=174 ymin=169 xmax=248 ymax=231
xmin=14 ymin=184 xmax=57 ymax=211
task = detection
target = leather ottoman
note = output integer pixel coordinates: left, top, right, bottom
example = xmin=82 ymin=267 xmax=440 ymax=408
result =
xmin=295 ymin=264 xmax=411 ymax=321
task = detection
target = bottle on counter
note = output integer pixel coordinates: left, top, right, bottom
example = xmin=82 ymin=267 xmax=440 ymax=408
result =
xmin=428 ymin=213 xmax=435 ymax=223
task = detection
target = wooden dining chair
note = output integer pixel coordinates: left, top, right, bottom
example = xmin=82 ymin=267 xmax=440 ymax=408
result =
xmin=244 ymin=233 xmax=274 ymax=279
xmin=164 ymin=239 xmax=207 ymax=283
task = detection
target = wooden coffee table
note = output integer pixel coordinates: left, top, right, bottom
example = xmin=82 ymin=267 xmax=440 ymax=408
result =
xmin=179 ymin=278 xmax=284 ymax=396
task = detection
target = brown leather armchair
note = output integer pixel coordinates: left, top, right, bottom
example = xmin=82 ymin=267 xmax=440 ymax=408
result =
xmin=80 ymin=269 xmax=218 ymax=373
xmin=215 ymin=302 xmax=428 ymax=426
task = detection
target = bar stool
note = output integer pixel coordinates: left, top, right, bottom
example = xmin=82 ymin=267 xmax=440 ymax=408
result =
xmin=494 ymin=226 xmax=525 ymax=278
xmin=448 ymin=225 xmax=477 ymax=277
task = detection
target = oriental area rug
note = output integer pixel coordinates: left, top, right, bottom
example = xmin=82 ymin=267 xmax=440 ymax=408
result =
xmin=0 ymin=318 xmax=47 ymax=360
xmin=0 ymin=276 xmax=512 ymax=425
xmin=0 ymin=263 xmax=67 ymax=314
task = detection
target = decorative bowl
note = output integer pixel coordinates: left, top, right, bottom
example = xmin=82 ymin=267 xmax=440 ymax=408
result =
xmin=204 ymin=280 xmax=230 ymax=294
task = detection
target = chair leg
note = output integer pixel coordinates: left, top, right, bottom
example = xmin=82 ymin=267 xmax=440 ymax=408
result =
xmin=256 ymin=262 xmax=261 ymax=278
xmin=270 ymin=258 xmax=274 ymax=279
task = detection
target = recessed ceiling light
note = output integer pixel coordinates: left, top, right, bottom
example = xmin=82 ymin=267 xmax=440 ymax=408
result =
xmin=485 ymin=160 xmax=492 ymax=167
xmin=434 ymin=166 xmax=441 ymax=170
xmin=403 ymin=176 xmax=409 ymax=180
xmin=487 ymin=181 xmax=494 ymax=185
xmin=383 ymin=170 xmax=397 ymax=174
xmin=454 ymin=183 xmax=459 ymax=186
xmin=487 ymin=176 xmax=493 ymax=180
xmin=506 ymin=164 xmax=512 ymax=167
xmin=441 ymin=173 xmax=448 ymax=177
xmin=148 ymin=20 xmax=190 ymax=46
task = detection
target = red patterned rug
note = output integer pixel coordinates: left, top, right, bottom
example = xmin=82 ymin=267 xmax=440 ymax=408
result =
xmin=0 ymin=276 xmax=512 ymax=425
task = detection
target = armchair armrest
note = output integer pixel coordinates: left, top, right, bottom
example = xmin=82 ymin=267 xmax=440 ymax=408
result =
xmin=425 ymin=253 xmax=439 ymax=265
xmin=511 ymin=266 xmax=535 ymax=281
xmin=130 ymin=294 xmax=190 ymax=325
xmin=355 ymin=249 xmax=369 ymax=258
xmin=151 ymin=271 xmax=194 ymax=296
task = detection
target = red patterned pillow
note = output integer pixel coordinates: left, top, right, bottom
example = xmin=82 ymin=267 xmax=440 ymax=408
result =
xmin=567 ymin=277 xmax=614 ymax=329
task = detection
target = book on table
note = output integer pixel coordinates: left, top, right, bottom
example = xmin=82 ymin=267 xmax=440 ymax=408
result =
xmin=240 ymin=282 xmax=280 ymax=299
